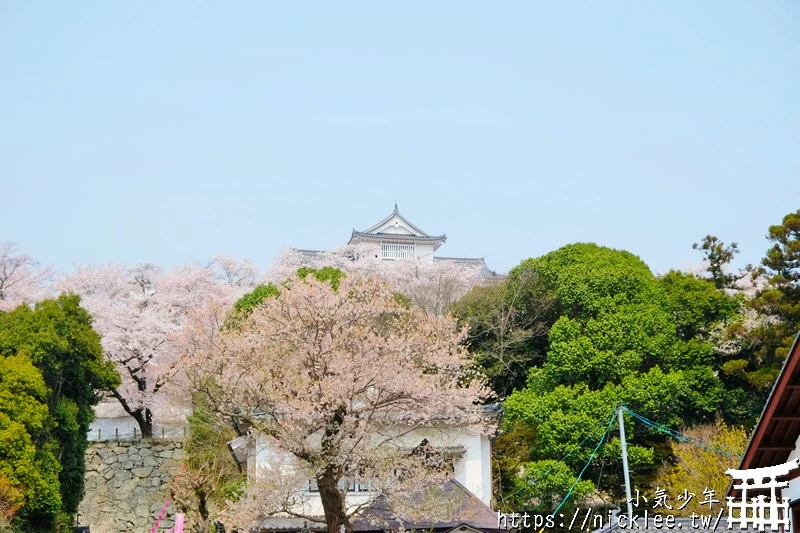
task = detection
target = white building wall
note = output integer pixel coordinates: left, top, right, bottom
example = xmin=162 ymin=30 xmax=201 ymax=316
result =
xmin=364 ymin=241 xmax=436 ymax=261
xmin=414 ymin=242 xmax=435 ymax=260
xmin=481 ymin=432 xmax=493 ymax=505
xmin=379 ymin=226 xmax=415 ymax=235
xmin=252 ymin=425 xmax=494 ymax=517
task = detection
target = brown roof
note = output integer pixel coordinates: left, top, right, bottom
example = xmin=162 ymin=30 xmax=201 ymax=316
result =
xmin=733 ymin=330 xmax=800 ymax=491
xmin=352 ymin=478 xmax=504 ymax=533
xmin=255 ymin=479 xmax=504 ymax=533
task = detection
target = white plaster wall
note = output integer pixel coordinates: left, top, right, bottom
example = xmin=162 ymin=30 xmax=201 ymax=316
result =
xmin=380 ymin=225 xmax=415 ymax=235
xmin=415 ymin=243 xmax=435 ymax=260
xmin=358 ymin=242 xmax=381 ymax=259
xmin=380 ymin=426 xmax=491 ymax=505
xmin=252 ymin=425 xmax=494 ymax=517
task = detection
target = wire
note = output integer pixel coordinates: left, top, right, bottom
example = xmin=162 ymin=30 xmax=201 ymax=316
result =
xmin=506 ymin=414 xmax=619 ymax=503
xmin=595 ymin=429 xmax=609 ymax=496
xmin=623 ymin=407 xmax=743 ymax=458
xmin=550 ymin=411 xmax=617 ymax=519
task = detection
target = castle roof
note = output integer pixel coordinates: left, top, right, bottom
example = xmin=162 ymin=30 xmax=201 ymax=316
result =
xmin=348 ymin=204 xmax=447 ymax=251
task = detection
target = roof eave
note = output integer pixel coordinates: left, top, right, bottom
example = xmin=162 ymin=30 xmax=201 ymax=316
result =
xmin=733 ymin=329 xmax=800 ymax=484
xmin=349 ymin=231 xmax=447 ymax=244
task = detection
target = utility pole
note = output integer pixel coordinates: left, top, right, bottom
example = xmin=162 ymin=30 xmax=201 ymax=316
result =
xmin=618 ymin=405 xmax=633 ymax=520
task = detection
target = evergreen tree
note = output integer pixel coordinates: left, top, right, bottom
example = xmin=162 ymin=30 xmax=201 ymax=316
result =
xmin=0 ymin=294 xmax=119 ymax=526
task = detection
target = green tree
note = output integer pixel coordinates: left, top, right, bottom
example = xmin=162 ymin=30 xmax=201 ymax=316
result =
xmin=227 ymin=267 xmax=345 ymax=328
xmin=692 ymin=235 xmax=740 ymax=289
xmin=513 ymin=460 xmax=594 ymax=514
xmin=171 ymin=394 xmax=245 ymax=533
xmin=452 ymin=269 xmax=558 ymax=398
xmin=226 ymin=282 xmax=281 ymax=327
xmin=296 ymin=266 xmax=346 ymax=291
xmin=0 ymin=294 xmax=119 ymax=525
xmin=659 ymin=270 xmax=740 ymax=342
xmin=501 ymin=244 xmax=736 ymax=509
xmin=752 ymin=209 xmax=800 ymax=360
xmin=657 ymin=271 xmax=760 ymax=423
xmin=0 ymin=354 xmax=62 ymax=530
xmin=517 ymin=244 xmax=680 ymax=391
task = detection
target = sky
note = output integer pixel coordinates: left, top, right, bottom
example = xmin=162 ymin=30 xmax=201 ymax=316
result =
xmin=1 ymin=2 xmax=798 ymax=276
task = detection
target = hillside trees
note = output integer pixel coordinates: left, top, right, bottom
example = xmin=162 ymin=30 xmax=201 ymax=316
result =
xmin=471 ymin=212 xmax=800 ymax=512
xmin=184 ymin=271 xmax=489 ymax=533
xmin=692 ymin=211 xmax=800 ymax=421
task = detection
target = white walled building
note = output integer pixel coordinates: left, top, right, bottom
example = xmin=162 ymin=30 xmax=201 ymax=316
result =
xmin=248 ymin=418 xmax=498 ymax=514
xmin=348 ymin=204 xmax=447 ymax=261
xmin=238 ymin=404 xmax=503 ymax=532
xmin=298 ymin=205 xmax=501 ymax=280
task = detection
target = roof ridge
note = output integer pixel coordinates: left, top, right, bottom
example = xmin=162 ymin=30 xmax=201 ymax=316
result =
xmin=361 ymin=205 xmax=433 ymax=237
xmin=434 ymin=256 xmax=486 ymax=261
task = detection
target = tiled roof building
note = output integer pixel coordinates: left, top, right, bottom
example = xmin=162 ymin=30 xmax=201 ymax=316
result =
xmin=298 ymin=205 xmax=501 ymax=279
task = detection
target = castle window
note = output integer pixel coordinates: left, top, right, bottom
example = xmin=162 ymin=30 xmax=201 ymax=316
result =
xmin=381 ymin=243 xmax=415 ymax=260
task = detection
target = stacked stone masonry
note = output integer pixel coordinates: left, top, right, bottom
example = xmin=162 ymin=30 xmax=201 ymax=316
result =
xmin=78 ymin=439 xmax=183 ymax=533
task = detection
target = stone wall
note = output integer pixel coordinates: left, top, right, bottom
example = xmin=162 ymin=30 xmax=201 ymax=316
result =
xmin=78 ymin=439 xmax=184 ymax=533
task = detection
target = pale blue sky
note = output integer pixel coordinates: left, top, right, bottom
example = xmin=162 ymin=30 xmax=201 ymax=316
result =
xmin=1 ymin=2 xmax=798 ymax=275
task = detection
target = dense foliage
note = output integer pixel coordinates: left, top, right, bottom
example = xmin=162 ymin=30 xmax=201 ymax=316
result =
xmin=1 ymin=209 xmax=798 ymax=528
xmin=188 ymin=271 xmax=489 ymax=533
xmin=0 ymin=295 xmax=119 ymax=530
xmin=0 ymin=354 xmax=61 ymax=529
xmin=171 ymin=394 xmax=245 ymax=533
xmin=747 ymin=210 xmax=800 ymax=373
xmin=652 ymin=421 xmax=748 ymax=518
xmin=456 ymin=237 xmax=773 ymax=512
xmin=452 ymin=270 xmax=558 ymax=397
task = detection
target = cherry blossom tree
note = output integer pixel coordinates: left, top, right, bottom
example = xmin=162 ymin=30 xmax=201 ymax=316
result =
xmin=0 ymin=242 xmax=53 ymax=310
xmin=266 ymin=245 xmax=483 ymax=316
xmin=184 ymin=273 xmax=490 ymax=533
xmin=209 ymin=255 xmax=259 ymax=288
xmin=58 ymin=262 xmax=245 ymax=437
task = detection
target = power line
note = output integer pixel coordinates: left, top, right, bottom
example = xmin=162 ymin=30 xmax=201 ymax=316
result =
xmin=550 ymin=412 xmax=617 ymax=519
xmin=506 ymin=414 xmax=618 ymax=503
xmin=623 ymin=407 xmax=743 ymax=458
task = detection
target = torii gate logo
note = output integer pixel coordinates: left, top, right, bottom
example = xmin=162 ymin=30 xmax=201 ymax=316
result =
xmin=726 ymin=458 xmax=800 ymax=531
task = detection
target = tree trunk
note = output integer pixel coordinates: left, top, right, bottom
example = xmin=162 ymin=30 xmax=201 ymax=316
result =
xmin=110 ymin=390 xmax=154 ymax=438
xmin=197 ymin=489 xmax=209 ymax=533
xmin=130 ymin=408 xmax=153 ymax=438
xmin=317 ymin=466 xmax=352 ymax=533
